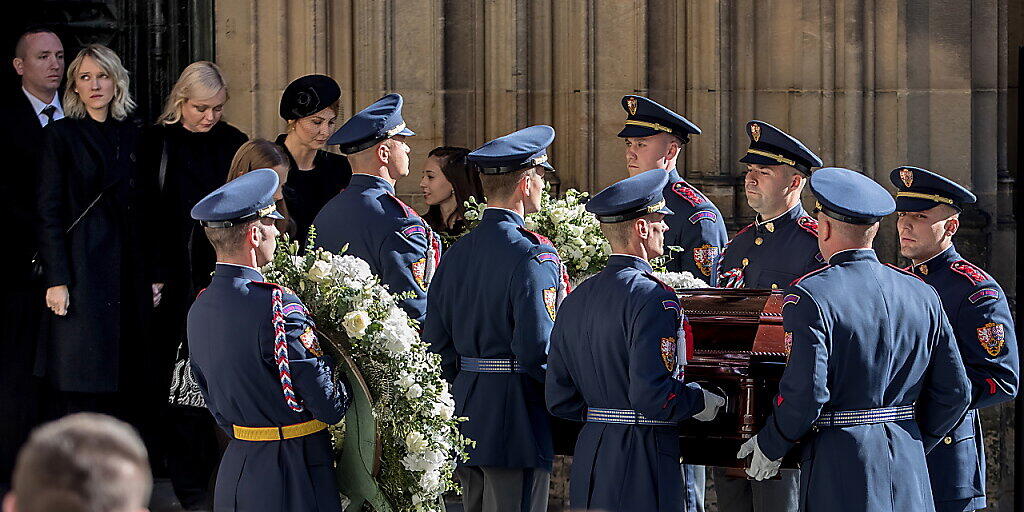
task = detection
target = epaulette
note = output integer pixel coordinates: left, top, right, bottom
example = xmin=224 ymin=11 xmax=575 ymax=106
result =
xmin=518 ymin=226 xmax=554 ymax=247
xmin=886 ymin=263 xmax=923 ymax=281
xmin=790 ymin=265 xmax=830 ymax=286
xmin=384 ymin=193 xmax=419 ymax=219
xmin=797 ymin=216 xmax=818 ymax=237
xmin=671 ymin=181 xmax=708 ymax=207
xmin=951 ymin=260 xmax=989 ymax=285
xmin=643 ymin=272 xmax=676 ymax=293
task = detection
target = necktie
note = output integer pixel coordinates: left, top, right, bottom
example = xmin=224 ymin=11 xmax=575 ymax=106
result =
xmin=41 ymin=105 xmax=56 ymax=126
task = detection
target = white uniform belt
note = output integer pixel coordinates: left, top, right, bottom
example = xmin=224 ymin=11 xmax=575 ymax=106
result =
xmin=585 ymin=408 xmax=675 ymax=426
xmin=459 ymin=357 xmax=526 ymax=373
xmin=814 ymin=404 xmax=915 ymax=427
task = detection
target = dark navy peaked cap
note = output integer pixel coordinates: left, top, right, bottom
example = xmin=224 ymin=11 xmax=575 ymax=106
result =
xmin=810 ymin=167 xmax=895 ymax=225
xmin=328 ymin=93 xmax=415 ymax=154
xmin=279 ymin=74 xmax=341 ymax=120
xmin=586 ymin=169 xmax=674 ymax=223
xmin=617 ymin=95 xmax=701 ymax=143
xmin=889 ymin=166 xmax=976 ymax=212
xmin=740 ymin=120 xmax=823 ymax=176
xmin=468 ymin=125 xmax=556 ymax=175
xmin=191 ymin=169 xmax=285 ymax=228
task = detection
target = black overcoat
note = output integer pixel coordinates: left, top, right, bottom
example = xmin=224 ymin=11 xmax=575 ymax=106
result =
xmin=36 ymin=116 xmax=156 ymax=393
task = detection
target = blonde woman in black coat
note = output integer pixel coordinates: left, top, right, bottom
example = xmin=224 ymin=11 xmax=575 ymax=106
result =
xmin=36 ymin=44 xmax=161 ymax=422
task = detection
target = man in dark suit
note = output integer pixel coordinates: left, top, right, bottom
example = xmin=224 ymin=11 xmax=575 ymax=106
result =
xmin=0 ymin=26 xmax=64 ymax=493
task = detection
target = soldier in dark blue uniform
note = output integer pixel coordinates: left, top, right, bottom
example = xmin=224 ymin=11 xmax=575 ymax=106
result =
xmin=712 ymin=120 xmax=824 ymax=512
xmin=423 ymin=125 xmax=565 ymax=512
xmin=546 ymin=169 xmax=725 ymax=512
xmin=618 ymin=95 xmax=728 ymax=282
xmin=891 ymin=166 xmax=1019 ymax=512
xmin=739 ymin=167 xmax=971 ymax=512
xmin=187 ymin=169 xmax=350 ymax=511
xmin=312 ymin=93 xmax=440 ymax=323
xmin=717 ymin=120 xmax=824 ymax=292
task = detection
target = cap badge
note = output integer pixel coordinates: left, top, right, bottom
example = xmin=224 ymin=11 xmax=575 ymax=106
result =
xmin=626 ymin=97 xmax=638 ymax=116
xmin=751 ymin=123 xmax=761 ymax=142
xmin=900 ymin=168 xmax=914 ymax=188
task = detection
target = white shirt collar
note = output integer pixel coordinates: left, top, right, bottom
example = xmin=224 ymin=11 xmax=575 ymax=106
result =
xmin=22 ymin=87 xmax=63 ymax=126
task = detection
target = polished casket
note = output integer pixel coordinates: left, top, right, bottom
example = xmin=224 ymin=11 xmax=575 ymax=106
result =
xmin=676 ymin=288 xmax=800 ymax=470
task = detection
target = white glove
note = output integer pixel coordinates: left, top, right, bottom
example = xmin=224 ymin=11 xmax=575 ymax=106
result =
xmin=736 ymin=435 xmax=781 ymax=481
xmin=692 ymin=388 xmax=726 ymax=422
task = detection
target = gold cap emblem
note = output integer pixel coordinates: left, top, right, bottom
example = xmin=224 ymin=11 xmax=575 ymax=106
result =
xmin=750 ymin=123 xmax=761 ymax=142
xmin=899 ymin=168 xmax=914 ymax=188
xmin=626 ymin=97 xmax=638 ymax=116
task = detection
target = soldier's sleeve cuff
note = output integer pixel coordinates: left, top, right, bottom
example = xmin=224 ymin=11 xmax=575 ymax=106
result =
xmin=756 ymin=414 xmax=795 ymax=461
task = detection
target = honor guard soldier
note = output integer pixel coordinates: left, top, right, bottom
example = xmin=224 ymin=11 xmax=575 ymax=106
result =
xmin=619 ymin=95 xmax=728 ymax=282
xmin=712 ymin=121 xmax=823 ymax=512
xmin=546 ymin=170 xmax=725 ymax=512
xmin=423 ymin=126 xmax=565 ymax=512
xmin=891 ymin=166 xmax=1019 ymax=512
xmin=717 ymin=121 xmax=825 ymax=291
xmin=187 ymin=169 xmax=350 ymax=512
xmin=738 ymin=167 xmax=971 ymax=512
xmin=312 ymin=93 xmax=440 ymax=323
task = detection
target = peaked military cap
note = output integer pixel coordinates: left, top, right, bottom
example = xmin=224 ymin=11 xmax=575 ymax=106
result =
xmin=739 ymin=120 xmax=823 ymax=176
xmin=586 ymin=169 xmax=674 ymax=223
xmin=467 ymin=125 xmax=556 ymax=175
xmin=328 ymin=93 xmax=415 ymax=154
xmin=191 ymin=168 xmax=285 ymax=228
xmin=279 ymin=74 xmax=341 ymax=120
xmin=809 ymin=167 xmax=895 ymax=225
xmin=617 ymin=95 xmax=701 ymax=143
xmin=889 ymin=166 xmax=976 ymax=212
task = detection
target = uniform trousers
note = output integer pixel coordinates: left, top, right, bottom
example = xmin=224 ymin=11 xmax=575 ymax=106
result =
xmin=712 ymin=468 xmax=799 ymax=512
xmin=456 ymin=465 xmax=549 ymax=512
xmin=688 ymin=464 xmax=706 ymax=512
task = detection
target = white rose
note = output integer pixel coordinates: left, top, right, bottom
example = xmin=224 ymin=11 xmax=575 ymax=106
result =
xmin=437 ymin=400 xmax=454 ymax=420
xmin=307 ymin=260 xmax=333 ymax=283
xmin=342 ymin=311 xmax=371 ymax=338
xmin=395 ymin=373 xmax=416 ymax=390
xmin=419 ymin=469 xmax=441 ymax=492
xmin=405 ymin=431 xmax=429 ymax=453
xmin=406 ymin=383 xmax=424 ymax=399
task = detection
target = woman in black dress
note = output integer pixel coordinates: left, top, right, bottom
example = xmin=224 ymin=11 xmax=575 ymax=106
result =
xmin=419 ymin=146 xmax=484 ymax=246
xmin=276 ymin=74 xmax=352 ymax=247
xmin=142 ymin=60 xmax=248 ymax=511
xmin=36 ymin=44 xmax=159 ymax=422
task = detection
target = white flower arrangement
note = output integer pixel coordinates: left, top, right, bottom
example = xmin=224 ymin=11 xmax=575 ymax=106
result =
xmin=652 ymin=271 xmax=709 ymax=289
xmin=264 ymin=236 xmax=471 ymax=512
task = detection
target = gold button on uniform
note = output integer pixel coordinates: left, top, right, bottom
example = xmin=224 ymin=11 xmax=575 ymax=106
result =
xmin=742 ymin=258 xmax=749 ymax=267
xmin=771 ymin=284 xmax=779 ymax=290
xmin=943 ymin=436 xmax=952 ymax=445
xmin=755 ymin=237 xmax=763 ymax=245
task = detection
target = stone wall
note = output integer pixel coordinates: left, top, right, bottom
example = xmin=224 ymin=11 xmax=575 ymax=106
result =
xmin=215 ymin=1 xmax=1019 ymax=509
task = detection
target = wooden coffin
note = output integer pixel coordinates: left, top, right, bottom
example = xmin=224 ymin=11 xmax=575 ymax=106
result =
xmin=676 ymin=288 xmax=800 ymax=470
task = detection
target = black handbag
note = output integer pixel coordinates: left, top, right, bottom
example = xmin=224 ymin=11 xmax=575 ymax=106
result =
xmin=30 ymin=189 xmax=109 ymax=281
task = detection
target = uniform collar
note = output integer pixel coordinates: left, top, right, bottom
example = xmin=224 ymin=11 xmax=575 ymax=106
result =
xmin=482 ymin=207 xmax=525 ymax=226
xmin=666 ymin=168 xmax=683 ymax=184
xmin=755 ymin=203 xmax=804 ymax=233
xmin=349 ymin=173 xmax=396 ymax=195
xmin=607 ymin=253 xmax=654 ymax=273
xmin=911 ymin=245 xmax=958 ymax=277
xmin=827 ymin=248 xmax=878 ymax=266
xmin=214 ymin=262 xmax=265 ymax=281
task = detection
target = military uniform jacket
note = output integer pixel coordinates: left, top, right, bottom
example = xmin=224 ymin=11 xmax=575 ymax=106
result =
xmin=662 ymin=169 xmax=728 ymax=283
xmin=718 ymin=203 xmax=823 ymax=290
xmin=187 ymin=264 xmax=349 ymax=512
xmin=312 ymin=174 xmax=439 ymax=323
xmin=911 ymin=246 xmax=1019 ymax=512
xmin=423 ymin=208 xmax=561 ymax=469
xmin=757 ymin=249 xmax=971 ymax=512
xmin=546 ymin=255 xmax=706 ymax=512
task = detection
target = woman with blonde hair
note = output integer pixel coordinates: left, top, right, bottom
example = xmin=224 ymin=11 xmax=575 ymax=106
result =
xmin=142 ymin=60 xmax=248 ymax=511
xmin=276 ymin=74 xmax=352 ymax=247
xmin=36 ymin=43 xmax=160 ymax=436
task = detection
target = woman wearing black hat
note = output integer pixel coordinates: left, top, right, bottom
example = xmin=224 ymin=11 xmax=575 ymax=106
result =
xmin=276 ymin=74 xmax=352 ymax=247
